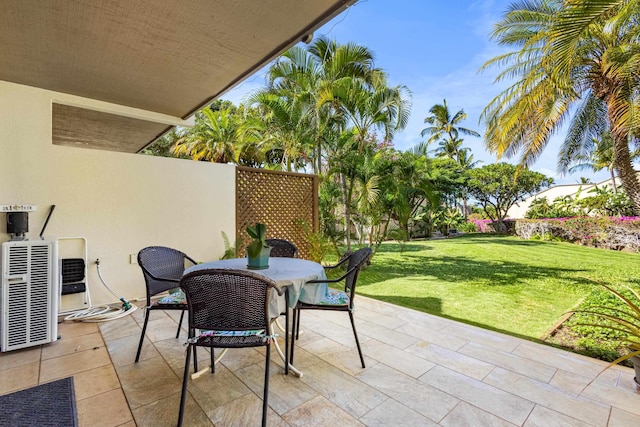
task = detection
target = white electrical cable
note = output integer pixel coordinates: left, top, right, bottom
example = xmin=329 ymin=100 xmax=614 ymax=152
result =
xmin=64 ymin=259 xmax=138 ymax=322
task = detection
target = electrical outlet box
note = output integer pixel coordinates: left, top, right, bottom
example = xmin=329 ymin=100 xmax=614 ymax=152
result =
xmin=129 ymin=254 xmax=137 ymax=264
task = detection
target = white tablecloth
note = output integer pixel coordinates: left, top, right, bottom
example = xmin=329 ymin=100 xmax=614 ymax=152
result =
xmin=184 ymin=257 xmax=327 ymax=317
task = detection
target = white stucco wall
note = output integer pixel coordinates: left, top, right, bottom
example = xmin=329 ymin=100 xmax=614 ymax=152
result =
xmin=0 ymin=80 xmax=236 ymax=307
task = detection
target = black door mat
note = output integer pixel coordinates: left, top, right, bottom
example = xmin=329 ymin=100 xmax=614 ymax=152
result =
xmin=0 ymin=377 xmax=78 ymax=427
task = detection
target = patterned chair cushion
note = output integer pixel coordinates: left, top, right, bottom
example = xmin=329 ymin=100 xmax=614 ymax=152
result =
xmin=317 ymin=288 xmax=350 ymax=306
xmin=156 ymin=290 xmax=186 ymax=305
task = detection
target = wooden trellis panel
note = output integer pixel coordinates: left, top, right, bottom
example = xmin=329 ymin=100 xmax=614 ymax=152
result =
xmin=236 ymin=166 xmax=318 ymax=260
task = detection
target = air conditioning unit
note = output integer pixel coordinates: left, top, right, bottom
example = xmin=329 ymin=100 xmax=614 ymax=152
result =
xmin=1 ymin=240 xmax=59 ymax=352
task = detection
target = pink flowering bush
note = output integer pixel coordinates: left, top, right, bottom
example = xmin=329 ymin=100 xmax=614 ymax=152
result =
xmin=515 ymin=217 xmax=640 ymax=252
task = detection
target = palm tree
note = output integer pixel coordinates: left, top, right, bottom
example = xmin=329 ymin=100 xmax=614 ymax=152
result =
xmin=173 ymin=108 xmax=240 ymax=163
xmin=481 ymin=0 xmax=640 ymax=212
xmin=420 ymin=100 xmax=480 ymax=147
xmin=265 ymin=37 xmax=384 ymax=174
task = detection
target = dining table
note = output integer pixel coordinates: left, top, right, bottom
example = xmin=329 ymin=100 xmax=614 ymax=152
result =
xmin=184 ymin=257 xmax=328 ymax=377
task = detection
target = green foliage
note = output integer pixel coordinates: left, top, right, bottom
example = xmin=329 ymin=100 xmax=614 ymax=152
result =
xmin=220 ymin=231 xmax=237 ymax=260
xmin=566 ymin=283 xmax=640 ymax=365
xmin=246 ymin=223 xmax=268 ymax=258
xmin=466 ymin=163 xmax=553 ymax=230
xmin=296 ymin=219 xmax=330 ymax=263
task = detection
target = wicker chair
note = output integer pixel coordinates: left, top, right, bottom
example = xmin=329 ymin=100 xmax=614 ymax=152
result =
xmin=292 ymin=247 xmax=372 ymax=368
xmin=135 ymin=246 xmax=196 ymax=363
xmin=177 ymin=269 xmax=282 ymax=427
xmin=266 ymin=238 xmax=299 ymax=258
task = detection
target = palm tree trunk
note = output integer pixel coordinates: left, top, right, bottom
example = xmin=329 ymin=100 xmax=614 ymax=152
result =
xmin=612 ymin=132 xmax=640 ymax=214
xmin=609 ymin=168 xmax=617 ymax=194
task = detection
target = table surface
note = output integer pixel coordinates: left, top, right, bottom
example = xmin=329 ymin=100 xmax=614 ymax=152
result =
xmin=185 ymin=257 xmax=328 ymax=316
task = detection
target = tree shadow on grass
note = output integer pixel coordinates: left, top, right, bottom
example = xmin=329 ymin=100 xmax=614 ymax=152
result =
xmin=447 ymin=233 xmax=549 ymax=247
xmin=361 ymin=293 xmax=549 ymax=344
xmin=359 ymin=254 xmax=591 ymax=288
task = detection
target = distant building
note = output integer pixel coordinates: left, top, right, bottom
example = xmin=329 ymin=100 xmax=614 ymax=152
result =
xmin=507 ymin=176 xmax=621 ymax=219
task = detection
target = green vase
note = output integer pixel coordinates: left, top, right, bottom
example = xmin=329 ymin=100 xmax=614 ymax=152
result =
xmin=247 ymin=246 xmax=272 ymax=270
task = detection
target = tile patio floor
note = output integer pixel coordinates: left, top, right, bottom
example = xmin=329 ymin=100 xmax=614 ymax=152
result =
xmin=1 ymin=295 xmax=639 ymax=426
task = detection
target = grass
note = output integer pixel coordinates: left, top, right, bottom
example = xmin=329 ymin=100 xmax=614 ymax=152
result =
xmin=352 ymin=234 xmax=640 ymax=343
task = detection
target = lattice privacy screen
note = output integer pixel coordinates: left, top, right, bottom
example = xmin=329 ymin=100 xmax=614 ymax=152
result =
xmin=236 ymin=167 xmax=318 ymax=260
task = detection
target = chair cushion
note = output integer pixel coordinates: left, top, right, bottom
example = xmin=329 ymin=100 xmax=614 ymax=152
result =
xmin=155 ymin=290 xmax=186 ymax=305
xmin=317 ymin=288 xmax=350 ymax=306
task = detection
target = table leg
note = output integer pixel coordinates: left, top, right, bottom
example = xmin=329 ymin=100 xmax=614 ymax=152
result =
xmin=269 ymin=318 xmax=303 ymax=377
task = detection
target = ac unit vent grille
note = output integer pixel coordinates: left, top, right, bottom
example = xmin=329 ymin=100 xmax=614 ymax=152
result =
xmin=1 ymin=241 xmax=58 ymax=351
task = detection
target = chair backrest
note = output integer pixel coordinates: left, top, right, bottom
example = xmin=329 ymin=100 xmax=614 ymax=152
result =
xmin=344 ymin=247 xmax=372 ymax=302
xmin=138 ymin=246 xmax=195 ymax=299
xmin=266 ymin=238 xmax=299 ymax=258
xmin=180 ymin=268 xmax=276 ymax=332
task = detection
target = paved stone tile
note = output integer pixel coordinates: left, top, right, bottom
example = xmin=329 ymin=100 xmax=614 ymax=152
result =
xmin=99 ymin=315 xmax=141 ymax=341
xmin=58 ymin=321 xmax=100 ymax=338
xmin=548 ymin=368 xmax=619 ymax=395
xmin=356 ymin=307 xmax=408 ymax=329
xmin=181 ymin=363 xmax=252 ymax=415
xmin=0 ymin=361 xmax=39 ymax=394
xmin=483 ymin=367 xmax=610 ymax=426
xmin=299 ymin=360 xmax=387 ymax=418
xmin=115 ymin=355 xmax=181 ymax=409
xmin=282 ymin=395 xmax=364 ymax=427
xmin=132 ymin=391 xmax=213 ymax=427
xmin=581 ymin=374 xmax=640 ymax=416
xmin=73 ymin=364 xmax=121 ymax=400
xmin=512 ymin=342 xmax=607 ymax=378
xmin=76 ymin=388 xmax=133 ymax=427
xmin=319 ymin=347 xmax=373 ymax=376
xmin=419 ymin=365 xmax=535 ymax=425
xmin=441 ymin=323 xmax=521 ymax=353
xmin=356 ymin=319 xmax=418 ymax=349
xmin=356 ymin=363 xmax=458 ymax=422
xmin=407 ymin=341 xmax=495 ymax=380
xmin=362 ymin=339 xmax=435 ymax=378
xmin=523 ymin=405 xmax=593 ymax=427
xmin=359 ymin=397 xmax=438 ymax=426
xmin=440 ymin=402 xmax=517 ymax=427
xmin=40 ymin=345 xmax=111 ymax=383
xmin=41 ymin=332 xmax=104 ymax=360
xmin=208 ymin=393 xmax=289 ymax=427
xmin=0 ymin=346 xmax=41 ymax=371
xmin=235 ymin=361 xmax=318 ymax=415
xmin=105 ymin=333 xmax=159 ymax=367
xmin=395 ymin=322 xmax=469 ymax=351
xmin=609 ymin=407 xmax=640 ymax=426
xmin=459 ymin=341 xmax=558 ymax=383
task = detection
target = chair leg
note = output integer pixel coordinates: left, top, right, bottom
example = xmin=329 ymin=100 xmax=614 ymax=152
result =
xmin=135 ymin=307 xmax=151 ymax=363
xmin=192 ymin=329 xmax=198 ymax=373
xmin=210 ymin=348 xmax=215 ymax=373
xmin=262 ymin=344 xmax=271 ymax=427
xmin=177 ymin=344 xmax=192 ymax=427
xmin=348 ymin=311 xmax=366 ymax=368
xmin=176 ymin=310 xmax=185 ymax=339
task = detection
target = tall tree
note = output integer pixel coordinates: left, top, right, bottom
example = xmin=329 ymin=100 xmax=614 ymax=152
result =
xmin=420 ymin=99 xmax=480 ymax=147
xmin=466 ymin=163 xmax=553 ymax=233
xmin=481 ymin=0 xmax=640 ymax=212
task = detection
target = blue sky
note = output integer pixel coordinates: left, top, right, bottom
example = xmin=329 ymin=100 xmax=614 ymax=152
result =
xmin=222 ymin=0 xmax=610 ymax=184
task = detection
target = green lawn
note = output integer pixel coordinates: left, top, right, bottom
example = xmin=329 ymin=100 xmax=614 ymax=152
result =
xmin=354 ymin=234 xmax=640 ymax=342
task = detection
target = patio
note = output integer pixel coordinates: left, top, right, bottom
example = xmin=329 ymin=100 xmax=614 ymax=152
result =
xmin=1 ymin=296 xmax=638 ymax=426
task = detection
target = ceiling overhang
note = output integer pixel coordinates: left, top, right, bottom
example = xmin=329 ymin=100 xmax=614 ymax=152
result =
xmin=1 ymin=0 xmax=356 ymax=153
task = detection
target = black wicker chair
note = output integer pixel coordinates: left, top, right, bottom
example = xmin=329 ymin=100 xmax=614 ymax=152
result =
xmin=135 ymin=246 xmax=196 ymax=363
xmin=291 ymin=247 xmax=372 ymax=368
xmin=177 ymin=269 xmax=282 ymax=427
xmin=266 ymin=238 xmax=299 ymax=258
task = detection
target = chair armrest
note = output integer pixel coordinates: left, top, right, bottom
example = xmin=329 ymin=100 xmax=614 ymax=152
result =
xmin=323 ymin=256 xmax=350 ymax=271
xmin=307 ymin=264 xmax=359 ymax=285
